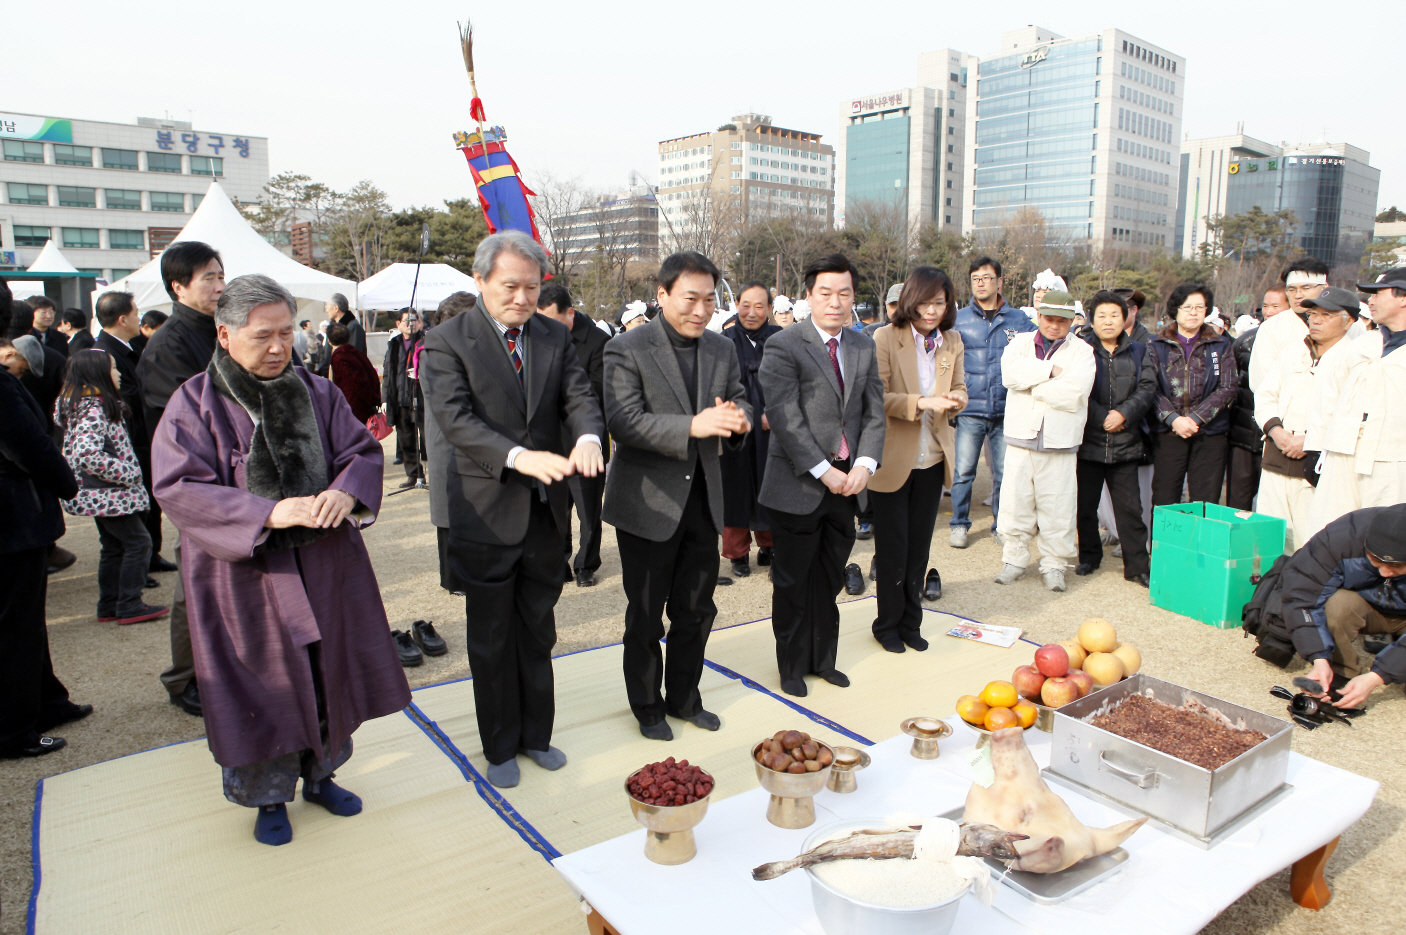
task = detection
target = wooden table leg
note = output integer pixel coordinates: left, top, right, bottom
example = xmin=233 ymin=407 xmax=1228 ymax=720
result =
xmin=585 ymin=908 xmax=622 ymax=935
xmin=1290 ymin=836 xmax=1339 ymax=910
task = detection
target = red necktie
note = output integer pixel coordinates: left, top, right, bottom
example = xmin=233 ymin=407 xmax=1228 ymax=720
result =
xmin=505 ymin=328 xmax=524 ymax=386
xmin=826 ymin=337 xmax=850 ymax=461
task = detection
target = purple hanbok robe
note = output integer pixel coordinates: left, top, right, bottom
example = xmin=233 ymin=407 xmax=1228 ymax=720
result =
xmin=152 ymin=367 xmax=411 ymax=769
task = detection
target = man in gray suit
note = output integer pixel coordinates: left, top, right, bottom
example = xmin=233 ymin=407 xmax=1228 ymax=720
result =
xmin=420 ymin=231 xmax=605 ymax=788
xmin=759 ymin=253 xmax=886 ymax=697
xmin=603 ymin=252 xmax=752 ymax=740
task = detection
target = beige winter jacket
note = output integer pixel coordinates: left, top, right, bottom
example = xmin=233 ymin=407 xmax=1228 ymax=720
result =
xmin=999 ymin=331 xmax=1095 ymax=451
xmin=1305 ymin=331 xmax=1406 ymax=471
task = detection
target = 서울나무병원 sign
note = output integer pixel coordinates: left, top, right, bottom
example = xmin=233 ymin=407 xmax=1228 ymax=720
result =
xmin=0 ymin=113 xmax=73 ymax=143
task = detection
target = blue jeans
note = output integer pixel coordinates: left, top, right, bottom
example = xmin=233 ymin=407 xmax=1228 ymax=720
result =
xmin=949 ymin=415 xmax=1007 ymax=531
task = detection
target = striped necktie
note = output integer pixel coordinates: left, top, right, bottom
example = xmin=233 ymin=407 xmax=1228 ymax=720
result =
xmin=505 ymin=327 xmax=523 ymax=386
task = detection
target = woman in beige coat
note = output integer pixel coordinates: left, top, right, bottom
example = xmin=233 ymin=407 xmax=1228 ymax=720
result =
xmin=869 ymin=267 xmax=968 ymax=652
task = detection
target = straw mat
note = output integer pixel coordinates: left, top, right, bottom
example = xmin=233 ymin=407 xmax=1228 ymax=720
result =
xmin=31 ymin=710 xmax=581 ymax=935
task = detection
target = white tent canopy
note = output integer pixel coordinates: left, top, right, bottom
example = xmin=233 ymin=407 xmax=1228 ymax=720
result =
xmin=93 ymin=181 xmax=357 ymax=315
xmin=10 ymin=239 xmax=81 ymax=299
xmin=356 ymin=263 xmax=478 ymax=311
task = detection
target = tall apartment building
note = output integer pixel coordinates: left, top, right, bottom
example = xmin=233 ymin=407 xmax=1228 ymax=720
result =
xmin=1177 ymin=135 xmax=1379 ymax=271
xmin=963 ymin=26 xmax=1184 ymax=252
xmin=0 ymin=111 xmax=269 ymax=280
xmin=656 ymin=113 xmax=834 ymax=254
xmin=834 ymin=48 xmax=978 ymax=231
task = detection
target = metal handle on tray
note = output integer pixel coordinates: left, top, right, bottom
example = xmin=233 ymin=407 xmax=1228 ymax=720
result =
xmin=1098 ymin=752 xmax=1159 ymax=789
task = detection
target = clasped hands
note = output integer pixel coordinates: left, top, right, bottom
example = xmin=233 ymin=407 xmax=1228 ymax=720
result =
xmin=691 ymin=397 xmax=752 ymax=439
xmin=917 ymin=393 xmax=962 ymax=414
xmin=1269 ymin=426 xmax=1306 ymax=459
xmin=266 ymin=489 xmax=357 ymax=530
xmin=821 ymin=463 xmax=870 ymax=496
xmin=513 ymin=441 xmax=605 ymax=485
xmin=1171 ymin=415 xmax=1200 ymax=439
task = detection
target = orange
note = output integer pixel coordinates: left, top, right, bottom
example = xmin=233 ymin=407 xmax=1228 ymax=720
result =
xmin=955 ymin=694 xmax=990 ymax=725
xmin=979 ymin=680 xmax=1019 ymax=709
xmin=984 ymin=707 xmax=1019 ymax=731
xmin=1012 ymin=700 xmax=1038 ymax=729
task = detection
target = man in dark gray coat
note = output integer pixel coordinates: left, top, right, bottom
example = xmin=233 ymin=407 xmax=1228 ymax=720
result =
xmin=420 ymin=231 xmax=604 ymax=788
xmin=603 ymin=252 xmax=751 ymax=740
xmin=758 ymin=254 xmax=885 ymax=697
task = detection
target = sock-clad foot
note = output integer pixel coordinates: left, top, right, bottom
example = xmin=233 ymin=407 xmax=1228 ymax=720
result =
xmin=303 ymin=779 xmax=362 ymax=816
xmin=819 ymin=669 xmax=850 ymax=688
xmin=639 ymin=719 xmax=674 ymax=741
xmin=678 ymin=709 xmax=720 ymax=731
xmin=254 ymin=804 xmax=292 ymax=846
xmin=486 ymin=759 xmax=520 ymax=788
xmin=780 ymin=678 xmax=808 ymax=698
xmin=878 ymin=637 xmax=906 ymax=654
xmin=519 ymin=746 xmax=568 ymax=770
xmin=902 ymin=634 xmax=930 ymax=652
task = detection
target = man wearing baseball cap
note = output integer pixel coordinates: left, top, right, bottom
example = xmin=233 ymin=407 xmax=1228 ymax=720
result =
xmin=993 ymin=291 xmax=1095 ymax=591
xmin=1303 ymin=269 xmax=1406 ymax=537
xmin=1282 ymin=504 xmax=1406 ymax=708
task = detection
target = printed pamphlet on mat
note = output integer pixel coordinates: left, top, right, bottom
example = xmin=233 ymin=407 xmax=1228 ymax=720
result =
xmin=945 ymin=622 xmax=1023 ymax=648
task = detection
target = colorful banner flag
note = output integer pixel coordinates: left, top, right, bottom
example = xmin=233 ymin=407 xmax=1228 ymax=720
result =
xmin=455 ymin=126 xmax=542 ymax=242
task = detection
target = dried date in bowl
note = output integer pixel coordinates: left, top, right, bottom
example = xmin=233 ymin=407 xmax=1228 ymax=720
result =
xmin=627 ymin=757 xmax=714 ymax=807
xmin=753 ymin=731 xmax=834 ymax=774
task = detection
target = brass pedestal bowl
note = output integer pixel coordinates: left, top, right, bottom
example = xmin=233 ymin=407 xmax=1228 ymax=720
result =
xmin=753 ymin=741 xmax=834 ymax=829
xmin=625 ymin=768 xmax=713 ymax=865
xmin=900 ymin=717 xmax=953 ymax=759
xmin=825 ymin=746 xmax=872 ymax=794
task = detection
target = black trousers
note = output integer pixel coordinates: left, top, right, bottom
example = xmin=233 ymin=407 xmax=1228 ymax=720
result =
xmin=135 ymin=443 xmax=162 ymax=556
xmin=1076 ymin=460 xmax=1150 ymax=578
xmin=565 ymin=472 xmax=605 ymax=575
xmin=1151 ymin=432 xmax=1229 ymax=507
xmin=769 ymin=487 xmax=857 ymax=681
xmin=438 ymin=498 xmax=563 ymax=765
xmin=1225 ymin=445 xmax=1262 ymax=511
xmin=870 ymin=463 xmax=944 ymax=644
xmin=616 ymin=473 xmax=719 ymax=725
xmin=0 ymin=547 xmax=72 ymax=751
xmin=395 ymin=410 xmax=423 ymax=480
xmin=94 ymin=513 xmax=153 ymax=617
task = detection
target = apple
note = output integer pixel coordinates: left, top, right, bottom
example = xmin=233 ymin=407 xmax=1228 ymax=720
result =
xmin=1066 ymin=669 xmax=1094 ymax=698
xmin=1011 ymin=665 xmax=1046 ymax=700
xmin=1041 ymin=676 xmax=1080 ymax=708
xmin=1034 ymin=643 xmax=1070 ymax=678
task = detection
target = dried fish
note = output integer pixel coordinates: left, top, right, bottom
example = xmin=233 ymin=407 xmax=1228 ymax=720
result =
xmin=751 ymin=822 xmax=1027 ymax=881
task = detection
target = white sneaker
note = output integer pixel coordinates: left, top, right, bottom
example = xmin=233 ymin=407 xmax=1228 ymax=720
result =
xmin=994 ymin=564 xmax=1024 ymax=585
xmin=950 ymin=527 xmax=970 ymax=549
xmin=1043 ymin=569 xmax=1067 ymax=592
xmin=992 ymin=530 xmax=1004 ymax=548
xmin=1111 ymin=544 xmax=1123 ymax=558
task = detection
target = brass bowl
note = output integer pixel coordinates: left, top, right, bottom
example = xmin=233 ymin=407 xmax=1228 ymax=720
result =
xmin=825 ymin=745 xmax=871 ymax=794
xmin=752 ymin=741 xmax=833 ymax=829
xmin=900 ymin=716 xmax=953 ymax=759
xmin=625 ymin=767 xmax=713 ymax=865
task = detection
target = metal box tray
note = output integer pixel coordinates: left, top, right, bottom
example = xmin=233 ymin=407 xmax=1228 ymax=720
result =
xmin=1047 ymin=674 xmax=1292 ymax=843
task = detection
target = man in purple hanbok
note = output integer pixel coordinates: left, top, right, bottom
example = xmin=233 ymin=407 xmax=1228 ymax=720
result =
xmin=153 ymin=274 xmax=411 ymax=846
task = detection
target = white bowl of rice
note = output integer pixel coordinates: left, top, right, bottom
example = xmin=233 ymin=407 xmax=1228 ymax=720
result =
xmin=802 ymin=819 xmax=971 ymax=935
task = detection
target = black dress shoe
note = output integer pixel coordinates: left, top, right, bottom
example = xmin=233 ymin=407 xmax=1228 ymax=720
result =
xmin=1 ymin=736 xmax=67 ymax=758
xmin=1126 ymin=572 xmax=1150 ymax=588
xmin=716 ymin=576 xmax=734 ymax=586
xmin=36 ymin=702 xmax=93 ymax=733
xmin=819 ymin=669 xmax=850 ymax=688
xmin=393 ymin=454 xmax=404 ymax=465
xmin=732 ymin=557 xmax=751 ymax=578
xmin=869 ymin=556 xmax=877 ymax=581
xmin=392 ymin=630 xmax=423 ymax=667
xmin=576 ymin=570 xmax=597 ymax=588
xmin=923 ymin=567 xmax=942 ymax=601
xmin=397 ymin=477 xmax=418 ymax=489
xmin=756 ymin=547 xmax=772 ymax=567
xmin=855 ymin=522 xmax=874 ymax=540
xmin=1076 ymin=563 xmax=1097 ymax=577
xmin=902 ymin=634 xmax=930 ymax=652
xmin=149 ymin=554 xmax=178 ymax=573
xmin=844 ymin=563 xmax=865 ymax=595
xmin=411 ymin=620 xmax=448 ymax=656
xmin=47 ymin=545 xmax=77 ymax=574
xmin=170 ymin=681 xmax=202 ymax=717
xmin=144 ymin=576 xmax=160 ymax=590
xmin=780 ymin=678 xmax=808 ymax=698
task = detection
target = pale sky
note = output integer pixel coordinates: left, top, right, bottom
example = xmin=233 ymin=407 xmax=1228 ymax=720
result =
xmin=12 ymin=0 xmax=1404 ymax=214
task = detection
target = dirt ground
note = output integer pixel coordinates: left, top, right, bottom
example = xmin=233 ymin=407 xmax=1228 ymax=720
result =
xmin=2 ymin=437 xmax=1402 ymax=933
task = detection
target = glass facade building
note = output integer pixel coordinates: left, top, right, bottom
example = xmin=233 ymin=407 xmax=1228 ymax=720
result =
xmin=845 ymin=115 xmax=913 ymax=209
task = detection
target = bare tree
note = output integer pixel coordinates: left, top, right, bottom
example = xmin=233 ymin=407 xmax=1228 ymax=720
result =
xmin=528 ymin=171 xmax=590 ymax=282
xmin=324 ymin=181 xmax=393 ymax=282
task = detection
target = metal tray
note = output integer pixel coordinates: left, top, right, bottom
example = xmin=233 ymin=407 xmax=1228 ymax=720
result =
xmin=938 ymin=807 xmax=1129 ymax=905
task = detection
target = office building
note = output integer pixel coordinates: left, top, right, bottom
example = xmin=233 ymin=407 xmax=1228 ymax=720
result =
xmin=656 ymin=113 xmax=834 ymax=253
xmin=963 ymin=26 xmax=1184 ymax=251
xmin=835 ymin=48 xmax=978 ymax=230
xmin=0 ymin=110 xmax=269 ymax=281
xmin=553 ymin=179 xmax=659 ymax=263
xmin=1177 ymin=135 xmax=1379 ymax=271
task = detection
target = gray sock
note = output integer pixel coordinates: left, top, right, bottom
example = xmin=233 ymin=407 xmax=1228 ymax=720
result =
xmin=485 ymin=759 xmax=520 ymax=788
xmin=519 ymin=745 xmax=567 ymax=770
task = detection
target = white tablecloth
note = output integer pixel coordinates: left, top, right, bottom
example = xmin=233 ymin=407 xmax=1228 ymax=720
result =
xmin=552 ymin=721 xmax=1378 ymax=935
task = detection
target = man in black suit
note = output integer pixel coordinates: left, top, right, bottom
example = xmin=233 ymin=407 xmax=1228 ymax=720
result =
xmin=382 ymin=308 xmax=425 ymax=489
xmin=57 ymin=309 xmax=95 ymax=354
xmin=536 ymin=284 xmax=611 ymax=587
xmin=758 ymin=254 xmax=886 ymax=697
xmin=420 ymin=231 xmax=604 ymax=789
xmin=325 ymin=293 xmax=366 ymax=355
xmin=29 ymin=296 xmax=69 ymax=359
xmin=603 ymin=253 xmax=751 ymax=740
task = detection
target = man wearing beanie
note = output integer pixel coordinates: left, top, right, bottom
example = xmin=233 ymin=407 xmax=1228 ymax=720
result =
xmin=1282 ymin=504 xmax=1406 ymax=709
xmin=993 ymin=290 xmax=1095 ymax=592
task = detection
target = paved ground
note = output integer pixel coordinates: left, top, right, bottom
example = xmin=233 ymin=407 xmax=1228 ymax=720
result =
xmin=2 ymin=437 xmax=1401 ymax=934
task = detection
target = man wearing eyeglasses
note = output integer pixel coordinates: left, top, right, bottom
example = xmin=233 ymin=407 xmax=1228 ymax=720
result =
xmin=1247 ymin=257 xmax=1327 ymax=394
xmin=949 ymin=257 xmax=1037 ymax=549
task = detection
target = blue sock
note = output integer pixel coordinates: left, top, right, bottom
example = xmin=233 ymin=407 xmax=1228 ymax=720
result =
xmin=303 ymin=779 xmax=362 ymax=817
xmin=254 ymin=804 xmax=292 ymax=846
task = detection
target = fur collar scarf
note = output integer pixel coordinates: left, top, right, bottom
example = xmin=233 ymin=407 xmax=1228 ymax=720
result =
xmin=208 ymin=348 xmax=329 ymax=550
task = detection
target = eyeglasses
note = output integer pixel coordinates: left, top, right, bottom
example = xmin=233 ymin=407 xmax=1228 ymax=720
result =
xmin=970 ymin=275 xmax=998 ymax=284
xmin=1179 ymin=304 xmax=1208 ymax=312
xmin=1285 ymin=285 xmax=1324 ymax=295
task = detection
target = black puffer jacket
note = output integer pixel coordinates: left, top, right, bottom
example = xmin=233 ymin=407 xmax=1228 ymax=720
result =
xmin=1227 ymin=328 xmax=1262 ymax=453
xmin=1078 ymin=331 xmax=1157 ymax=463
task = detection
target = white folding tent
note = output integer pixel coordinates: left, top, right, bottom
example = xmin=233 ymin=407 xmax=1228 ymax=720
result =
xmin=356 ymin=262 xmax=478 ymax=311
xmin=93 ymin=181 xmax=357 ymax=315
xmin=10 ymin=240 xmax=81 ymax=299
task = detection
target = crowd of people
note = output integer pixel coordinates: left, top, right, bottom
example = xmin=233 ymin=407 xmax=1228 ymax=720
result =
xmin=2 ymin=230 xmax=1402 ymax=848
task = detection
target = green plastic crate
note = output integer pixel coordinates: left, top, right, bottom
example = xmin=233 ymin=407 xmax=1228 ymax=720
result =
xmin=1149 ymin=502 xmax=1286 ymax=628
